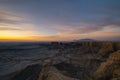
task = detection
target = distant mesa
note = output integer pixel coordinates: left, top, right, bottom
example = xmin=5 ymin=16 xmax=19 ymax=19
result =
xmin=73 ymin=38 xmax=95 ymax=42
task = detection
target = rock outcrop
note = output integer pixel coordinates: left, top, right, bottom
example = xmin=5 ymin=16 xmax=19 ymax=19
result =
xmin=93 ymin=50 xmax=120 ymax=80
xmin=38 ymin=58 xmax=79 ymax=80
xmin=97 ymin=42 xmax=114 ymax=57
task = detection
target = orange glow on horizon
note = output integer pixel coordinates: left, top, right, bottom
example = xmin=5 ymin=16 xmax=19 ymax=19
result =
xmin=0 ymin=35 xmax=72 ymax=41
xmin=0 ymin=35 xmax=58 ymax=41
xmin=0 ymin=35 xmax=32 ymax=41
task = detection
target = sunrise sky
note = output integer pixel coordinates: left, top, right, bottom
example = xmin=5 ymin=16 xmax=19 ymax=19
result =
xmin=0 ymin=0 xmax=120 ymax=41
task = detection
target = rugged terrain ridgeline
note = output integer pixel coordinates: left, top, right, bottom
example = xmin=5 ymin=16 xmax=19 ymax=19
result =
xmin=38 ymin=41 xmax=120 ymax=80
xmin=1 ymin=41 xmax=120 ymax=80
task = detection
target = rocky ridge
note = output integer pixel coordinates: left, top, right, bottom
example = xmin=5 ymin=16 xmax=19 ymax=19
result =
xmin=37 ymin=41 xmax=120 ymax=80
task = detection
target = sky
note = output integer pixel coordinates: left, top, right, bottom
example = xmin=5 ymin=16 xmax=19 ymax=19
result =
xmin=0 ymin=0 xmax=120 ymax=41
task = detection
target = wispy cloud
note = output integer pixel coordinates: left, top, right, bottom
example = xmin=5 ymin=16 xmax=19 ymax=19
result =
xmin=0 ymin=10 xmax=26 ymax=25
xmin=50 ymin=19 xmax=120 ymax=35
xmin=0 ymin=26 xmax=24 ymax=31
xmin=0 ymin=9 xmax=41 ymax=40
xmin=0 ymin=9 xmax=37 ymax=32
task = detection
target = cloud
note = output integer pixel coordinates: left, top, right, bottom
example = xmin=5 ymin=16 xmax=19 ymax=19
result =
xmin=0 ymin=9 xmax=37 ymax=32
xmin=24 ymin=30 xmax=120 ymax=41
xmin=0 ymin=26 xmax=24 ymax=31
xmin=27 ymin=34 xmax=77 ymax=41
xmin=86 ymin=32 xmax=120 ymax=41
xmin=0 ymin=10 xmax=26 ymax=25
xmin=48 ymin=16 xmax=120 ymax=36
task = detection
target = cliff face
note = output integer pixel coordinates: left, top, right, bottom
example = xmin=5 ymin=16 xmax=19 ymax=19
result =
xmin=12 ymin=64 xmax=41 ymax=80
xmin=38 ymin=58 xmax=79 ymax=80
xmin=93 ymin=50 xmax=120 ymax=80
xmin=114 ymin=42 xmax=120 ymax=51
xmin=37 ymin=41 xmax=120 ymax=80
xmin=97 ymin=42 xmax=114 ymax=57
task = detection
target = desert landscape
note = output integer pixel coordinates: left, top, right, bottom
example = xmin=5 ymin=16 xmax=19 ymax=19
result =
xmin=0 ymin=41 xmax=120 ymax=80
xmin=0 ymin=0 xmax=120 ymax=80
